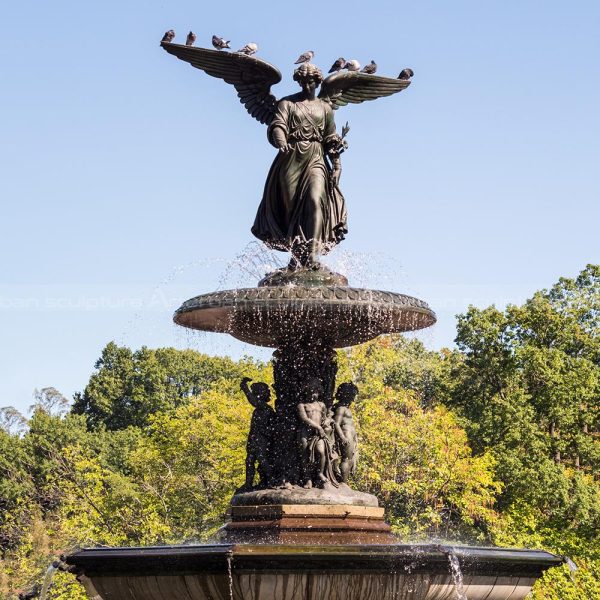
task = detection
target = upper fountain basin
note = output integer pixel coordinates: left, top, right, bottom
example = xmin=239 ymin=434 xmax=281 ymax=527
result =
xmin=174 ymin=285 xmax=436 ymax=348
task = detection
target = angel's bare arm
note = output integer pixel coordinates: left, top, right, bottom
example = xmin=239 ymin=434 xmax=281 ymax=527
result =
xmin=270 ymin=126 xmax=292 ymax=154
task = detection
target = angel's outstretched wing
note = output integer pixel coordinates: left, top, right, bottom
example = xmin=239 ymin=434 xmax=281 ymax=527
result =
xmin=161 ymin=43 xmax=282 ymax=125
xmin=318 ymin=71 xmax=410 ymax=110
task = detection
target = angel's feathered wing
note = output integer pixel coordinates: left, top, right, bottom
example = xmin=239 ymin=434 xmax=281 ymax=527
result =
xmin=161 ymin=43 xmax=282 ymax=125
xmin=318 ymin=71 xmax=410 ymax=109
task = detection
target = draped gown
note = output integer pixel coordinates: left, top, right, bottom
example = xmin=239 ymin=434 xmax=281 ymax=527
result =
xmin=251 ymin=93 xmax=348 ymax=255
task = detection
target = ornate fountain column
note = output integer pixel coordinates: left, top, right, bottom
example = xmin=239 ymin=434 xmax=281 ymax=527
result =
xmin=173 ymin=266 xmax=437 ymax=543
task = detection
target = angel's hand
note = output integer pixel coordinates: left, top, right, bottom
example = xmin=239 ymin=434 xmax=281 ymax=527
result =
xmin=278 ymin=143 xmax=293 ymax=154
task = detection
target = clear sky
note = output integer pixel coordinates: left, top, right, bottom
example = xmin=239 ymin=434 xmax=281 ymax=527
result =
xmin=1 ymin=1 xmax=598 ymax=413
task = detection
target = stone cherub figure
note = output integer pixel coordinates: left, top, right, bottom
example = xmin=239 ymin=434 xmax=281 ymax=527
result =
xmin=239 ymin=377 xmax=275 ymax=490
xmin=332 ymin=382 xmax=359 ymax=483
xmin=161 ymin=42 xmax=411 ymax=269
xmin=297 ymin=378 xmax=339 ymax=488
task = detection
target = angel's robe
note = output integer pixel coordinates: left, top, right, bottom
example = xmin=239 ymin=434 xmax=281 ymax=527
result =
xmin=251 ymin=93 xmax=347 ymax=255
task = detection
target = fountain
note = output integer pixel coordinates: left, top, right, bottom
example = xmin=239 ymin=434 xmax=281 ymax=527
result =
xmin=64 ymin=35 xmax=563 ymax=599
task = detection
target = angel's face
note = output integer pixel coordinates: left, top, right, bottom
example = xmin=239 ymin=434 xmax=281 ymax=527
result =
xmin=302 ymin=80 xmax=317 ymax=93
xmin=298 ymin=77 xmax=319 ymax=97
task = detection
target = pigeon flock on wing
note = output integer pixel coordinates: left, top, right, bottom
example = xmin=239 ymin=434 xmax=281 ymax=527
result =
xmin=159 ymin=31 xmax=414 ymax=80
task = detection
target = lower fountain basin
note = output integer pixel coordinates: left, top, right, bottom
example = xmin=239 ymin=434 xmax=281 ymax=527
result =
xmin=66 ymin=543 xmax=562 ymax=600
xmin=173 ymin=287 xmax=436 ymax=348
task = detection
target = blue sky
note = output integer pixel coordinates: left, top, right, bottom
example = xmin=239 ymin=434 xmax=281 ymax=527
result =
xmin=1 ymin=1 xmax=598 ymax=413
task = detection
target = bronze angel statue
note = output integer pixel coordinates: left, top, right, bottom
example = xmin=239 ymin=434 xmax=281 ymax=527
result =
xmin=161 ymin=42 xmax=411 ymax=268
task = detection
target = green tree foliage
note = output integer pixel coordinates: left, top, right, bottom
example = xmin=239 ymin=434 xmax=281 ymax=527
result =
xmin=448 ymin=266 xmax=600 ymax=554
xmin=447 ymin=265 xmax=600 ymax=597
xmin=337 ymin=339 xmax=500 ymax=540
xmin=0 ymin=429 xmax=35 ymax=553
xmin=71 ymin=343 xmax=252 ymax=430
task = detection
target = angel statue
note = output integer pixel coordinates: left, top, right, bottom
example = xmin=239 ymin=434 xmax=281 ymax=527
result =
xmin=161 ymin=42 xmax=411 ymax=268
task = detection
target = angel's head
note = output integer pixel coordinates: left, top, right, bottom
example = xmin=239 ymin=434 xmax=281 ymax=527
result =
xmin=293 ymin=63 xmax=323 ymax=96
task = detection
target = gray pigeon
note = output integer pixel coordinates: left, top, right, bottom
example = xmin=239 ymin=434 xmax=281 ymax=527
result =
xmin=345 ymin=59 xmax=361 ymax=72
xmin=186 ymin=31 xmax=196 ymax=46
xmin=328 ymin=58 xmax=346 ymax=73
xmin=212 ymin=35 xmax=231 ymax=50
xmin=294 ymin=50 xmax=314 ymax=64
xmin=361 ymin=60 xmax=377 ymax=74
xmin=161 ymin=30 xmax=175 ymax=43
xmin=398 ymin=68 xmax=414 ymax=80
xmin=238 ymin=43 xmax=258 ymax=56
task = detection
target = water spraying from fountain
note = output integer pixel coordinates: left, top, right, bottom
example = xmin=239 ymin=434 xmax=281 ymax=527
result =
xmin=446 ymin=551 xmax=468 ymax=600
xmin=38 ymin=562 xmax=58 ymax=600
xmin=226 ymin=553 xmax=234 ymax=600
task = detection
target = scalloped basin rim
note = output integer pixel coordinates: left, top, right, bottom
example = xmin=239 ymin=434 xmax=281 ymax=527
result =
xmin=173 ymin=286 xmax=437 ymax=348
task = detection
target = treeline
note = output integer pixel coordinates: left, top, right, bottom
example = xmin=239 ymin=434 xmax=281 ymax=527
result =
xmin=0 ymin=265 xmax=598 ymax=599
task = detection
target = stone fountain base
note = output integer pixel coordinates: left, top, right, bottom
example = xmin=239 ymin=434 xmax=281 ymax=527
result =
xmin=66 ymin=543 xmax=564 ymax=600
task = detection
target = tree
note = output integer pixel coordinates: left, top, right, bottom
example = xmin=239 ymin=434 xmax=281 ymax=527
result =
xmin=0 ymin=408 xmax=26 ymax=436
xmin=337 ymin=338 xmax=501 ymax=540
xmin=71 ymin=343 xmax=261 ymax=430
xmin=29 ymin=389 xmax=69 ymax=418
xmin=448 ymin=265 xmax=600 ymax=558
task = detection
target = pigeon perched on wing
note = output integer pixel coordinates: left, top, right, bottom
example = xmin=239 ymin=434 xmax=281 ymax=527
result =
xmin=212 ymin=35 xmax=231 ymax=50
xmin=361 ymin=60 xmax=377 ymax=74
xmin=328 ymin=58 xmax=346 ymax=73
xmin=398 ymin=68 xmax=414 ymax=80
xmin=161 ymin=30 xmax=175 ymax=43
xmin=345 ymin=59 xmax=361 ymax=72
xmin=238 ymin=43 xmax=258 ymax=56
xmin=186 ymin=31 xmax=196 ymax=46
xmin=294 ymin=50 xmax=314 ymax=64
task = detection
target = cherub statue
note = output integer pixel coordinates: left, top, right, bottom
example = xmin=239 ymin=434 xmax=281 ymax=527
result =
xmin=161 ymin=43 xmax=411 ymax=268
xmin=239 ymin=377 xmax=275 ymax=490
xmin=297 ymin=378 xmax=339 ymax=488
xmin=332 ymin=382 xmax=359 ymax=483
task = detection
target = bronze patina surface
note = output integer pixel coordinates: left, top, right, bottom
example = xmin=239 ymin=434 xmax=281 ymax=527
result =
xmin=161 ymin=42 xmax=410 ymax=268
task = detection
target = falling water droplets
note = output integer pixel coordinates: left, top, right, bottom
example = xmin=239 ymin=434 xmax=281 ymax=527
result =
xmin=447 ymin=551 xmax=467 ymax=600
xmin=226 ymin=553 xmax=234 ymax=600
xmin=219 ymin=242 xmax=285 ymax=289
xmin=39 ymin=562 xmax=58 ymax=600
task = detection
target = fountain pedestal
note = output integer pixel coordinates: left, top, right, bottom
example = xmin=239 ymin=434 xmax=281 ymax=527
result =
xmin=222 ymin=504 xmax=394 ymax=545
xmin=175 ymin=267 xmax=436 ymax=497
